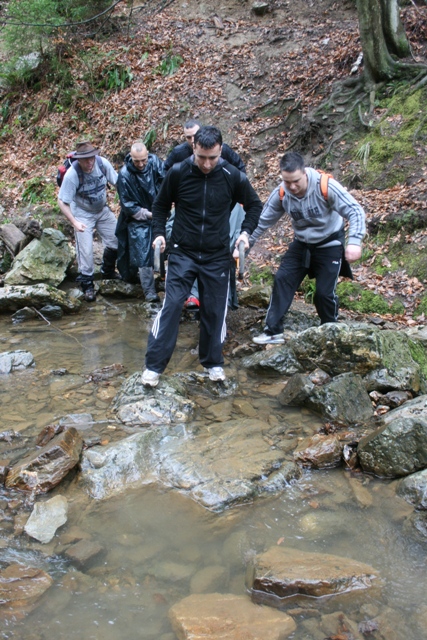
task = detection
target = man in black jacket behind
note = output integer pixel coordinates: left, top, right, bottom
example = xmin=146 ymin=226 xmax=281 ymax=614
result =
xmin=163 ymin=119 xmax=246 ymax=174
xmin=141 ymin=126 xmax=262 ymax=386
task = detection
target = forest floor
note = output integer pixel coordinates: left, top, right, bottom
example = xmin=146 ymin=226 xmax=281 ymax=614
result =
xmin=0 ymin=0 xmax=426 ymax=323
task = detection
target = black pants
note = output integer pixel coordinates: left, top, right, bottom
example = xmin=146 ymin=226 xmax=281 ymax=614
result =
xmin=145 ymin=251 xmax=230 ymax=373
xmin=265 ymin=240 xmax=343 ymax=333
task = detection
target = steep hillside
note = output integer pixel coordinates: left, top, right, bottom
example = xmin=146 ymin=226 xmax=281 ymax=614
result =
xmin=0 ymin=0 xmax=426 ymax=321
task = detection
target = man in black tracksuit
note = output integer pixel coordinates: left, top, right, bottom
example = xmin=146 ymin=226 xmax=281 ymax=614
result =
xmin=141 ymin=126 xmax=262 ymax=387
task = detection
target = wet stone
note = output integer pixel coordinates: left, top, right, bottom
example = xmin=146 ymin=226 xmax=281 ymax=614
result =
xmin=11 ymin=307 xmax=37 ymax=323
xmin=0 ymin=564 xmax=53 ymax=620
xmin=169 ymin=592 xmax=296 ymax=640
xmin=293 ymin=434 xmax=343 ymax=469
xmin=0 ymin=459 xmax=11 ymax=483
xmin=249 ymin=546 xmax=380 ymax=604
xmin=0 ymin=350 xmax=35 ymax=374
xmin=190 ymin=565 xmax=229 ymax=594
xmin=24 ymin=495 xmax=68 ymax=544
xmin=5 ymin=427 xmax=83 ymax=494
xmin=64 ymin=539 xmax=105 ymax=568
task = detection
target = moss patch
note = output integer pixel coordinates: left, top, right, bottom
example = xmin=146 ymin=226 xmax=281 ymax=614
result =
xmin=409 ymin=338 xmax=427 ymax=380
xmin=371 ymin=232 xmax=427 ymax=282
xmin=353 ymin=87 xmax=427 ymax=188
xmin=336 ymin=281 xmax=390 ymax=315
xmin=414 ymin=295 xmax=427 ymax=319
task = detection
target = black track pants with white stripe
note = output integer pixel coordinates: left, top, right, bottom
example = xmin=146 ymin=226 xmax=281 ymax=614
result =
xmin=145 ymin=251 xmax=230 ymax=373
xmin=265 ymin=241 xmax=343 ymax=332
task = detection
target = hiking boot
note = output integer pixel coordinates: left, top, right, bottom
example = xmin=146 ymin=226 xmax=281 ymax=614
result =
xmin=145 ymin=293 xmax=160 ymax=303
xmin=101 ymin=247 xmax=120 ymax=279
xmin=252 ymin=332 xmax=285 ymax=345
xmin=84 ymin=287 xmax=96 ymax=302
xmin=141 ymin=369 xmax=160 ymax=387
xmin=204 ymin=366 xmax=226 ymax=382
xmin=185 ymin=296 xmax=200 ymax=310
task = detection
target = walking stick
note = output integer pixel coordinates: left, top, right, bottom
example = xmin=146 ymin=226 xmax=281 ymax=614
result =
xmin=238 ymin=240 xmax=245 ymax=281
xmin=153 ymin=238 xmax=162 ymax=273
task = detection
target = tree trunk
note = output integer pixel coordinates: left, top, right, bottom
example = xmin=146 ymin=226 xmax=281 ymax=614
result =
xmin=356 ymin=0 xmax=416 ymax=84
xmin=380 ymin=0 xmax=412 ymax=58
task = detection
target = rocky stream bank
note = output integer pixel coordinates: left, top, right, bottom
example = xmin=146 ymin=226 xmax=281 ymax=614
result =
xmin=1 ymin=230 xmax=427 ymax=637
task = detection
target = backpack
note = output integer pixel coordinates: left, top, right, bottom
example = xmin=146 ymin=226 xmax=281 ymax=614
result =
xmin=279 ymin=169 xmax=333 ymax=201
xmin=56 ymin=153 xmax=106 ymax=188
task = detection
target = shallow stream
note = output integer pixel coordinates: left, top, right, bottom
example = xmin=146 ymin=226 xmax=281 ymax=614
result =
xmin=1 ymin=301 xmax=426 ymax=639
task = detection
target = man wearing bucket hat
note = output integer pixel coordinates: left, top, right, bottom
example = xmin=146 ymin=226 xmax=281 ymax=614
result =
xmin=58 ymin=141 xmax=119 ymax=301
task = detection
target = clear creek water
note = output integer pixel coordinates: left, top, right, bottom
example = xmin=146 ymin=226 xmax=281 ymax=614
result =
xmin=0 ymin=300 xmax=426 ymax=639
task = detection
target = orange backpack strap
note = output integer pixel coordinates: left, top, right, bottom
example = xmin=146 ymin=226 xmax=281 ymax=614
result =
xmin=279 ymin=184 xmax=285 ymax=201
xmin=317 ymin=169 xmax=333 ymax=201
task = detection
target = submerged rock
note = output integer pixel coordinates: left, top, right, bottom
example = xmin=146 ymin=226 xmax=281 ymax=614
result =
xmin=24 ymin=495 xmax=68 ymax=543
xmin=81 ymin=419 xmax=301 ymax=510
xmin=169 ymin=593 xmax=296 ymax=640
xmin=249 ymin=546 xmax=380 ymax=604
xmin=5 ymin=228 xmax=75 ymax=287
xmin=5 ymin=427 xmax=83 ymax=494
xmin=0 ymin=564 xmax=53 ymax=620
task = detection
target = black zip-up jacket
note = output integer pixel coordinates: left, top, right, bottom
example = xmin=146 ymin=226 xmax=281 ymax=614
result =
xmin=152 ymin=157 xmax=262 ymax=261
xmin=164 ymin=142 xmax=246 ymax=173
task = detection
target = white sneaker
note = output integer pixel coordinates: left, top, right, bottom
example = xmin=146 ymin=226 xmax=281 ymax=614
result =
xmin=252 ymin=332 xmax=285 ymax=345
xmin=204 ymin=366 xmax=226 ymax=382
xmin=141 ymin=369 xmax=160 ymax=387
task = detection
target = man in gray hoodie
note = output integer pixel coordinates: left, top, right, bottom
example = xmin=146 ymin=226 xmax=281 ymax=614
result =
xmin=250 ymin=152 xmax=366 ymax=344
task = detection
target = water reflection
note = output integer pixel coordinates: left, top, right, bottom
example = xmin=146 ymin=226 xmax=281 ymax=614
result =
xmin=1 ymin=301 xmax=426 ymax=639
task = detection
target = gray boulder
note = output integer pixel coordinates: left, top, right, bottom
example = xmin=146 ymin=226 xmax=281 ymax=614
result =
xmin=241 ymin=345 xmax=303 ymax=376
xmin=397 ymin=469 xmax=427 ymax=510
xmin=280 ymin=371 xmax=373 ymax=425
xmin=5 ymin=228 xmax=75 ymax=286
xmin=291 ymin=323 xmax=423 ymax=392
xmin=358 ymin=413 xmax=427 ymax=477
xmin=0 ymin=283 xmax=81 ymax=313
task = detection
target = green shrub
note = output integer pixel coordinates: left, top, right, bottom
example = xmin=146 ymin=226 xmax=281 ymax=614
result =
xmin=22 ymin=177 xmax=56 ymax=206
xmin=155 ymin=51 xmax=183 ymax=76
xmin=98 ymin=63 xmax=133 ymax=92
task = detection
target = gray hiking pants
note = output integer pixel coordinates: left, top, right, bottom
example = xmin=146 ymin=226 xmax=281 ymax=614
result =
xmin=74 ymin=205 xmax=118 ymax=277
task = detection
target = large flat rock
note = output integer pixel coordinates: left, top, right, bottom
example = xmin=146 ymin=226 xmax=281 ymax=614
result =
xmin=250 ymin=546 xmax=380 ymax=603
xmin=169 ymin=593 xmax=296 ymax=640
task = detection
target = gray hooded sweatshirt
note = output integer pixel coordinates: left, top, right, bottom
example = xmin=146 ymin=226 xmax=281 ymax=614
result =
xmin=250 ymin=167 xmax=365 ymax=248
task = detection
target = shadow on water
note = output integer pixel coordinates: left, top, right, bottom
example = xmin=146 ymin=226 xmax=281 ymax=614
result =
xmin=1 ymin=300 xmax=426 ymax=639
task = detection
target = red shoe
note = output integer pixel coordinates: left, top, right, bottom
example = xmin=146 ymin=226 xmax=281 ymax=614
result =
xmin=185 ymin=296 xmax=200 ymax=309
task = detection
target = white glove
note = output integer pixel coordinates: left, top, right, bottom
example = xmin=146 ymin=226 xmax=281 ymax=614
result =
xmin=132 ymin=208 xmax=152 ymax=221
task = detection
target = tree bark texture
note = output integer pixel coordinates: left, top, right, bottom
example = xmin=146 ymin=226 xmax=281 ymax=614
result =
xmin=356 ymin=0 xmax=411 ymax=83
